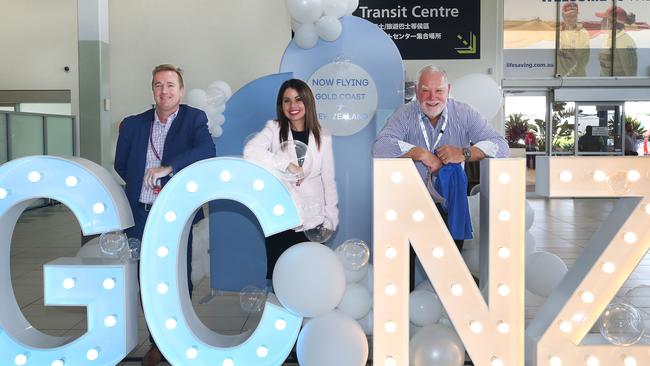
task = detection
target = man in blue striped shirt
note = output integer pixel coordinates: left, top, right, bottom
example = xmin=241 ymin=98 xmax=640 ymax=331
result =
xmin=373 ymin=65 xmax=509 ymax=288
xmin=374 ymin=65 xmax=509 ymax=183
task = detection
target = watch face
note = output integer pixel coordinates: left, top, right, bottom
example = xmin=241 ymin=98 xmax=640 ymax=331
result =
xmin=464 ymin=148 xmax=471 ymax=159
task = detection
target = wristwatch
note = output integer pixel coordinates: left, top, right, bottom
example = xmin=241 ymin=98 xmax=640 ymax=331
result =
xmin=463 ymin=147 xmax=472 ymax=161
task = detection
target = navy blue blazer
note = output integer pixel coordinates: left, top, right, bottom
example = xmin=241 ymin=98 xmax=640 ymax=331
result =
xmin=114 ymin=104 xmax=216 ymax=219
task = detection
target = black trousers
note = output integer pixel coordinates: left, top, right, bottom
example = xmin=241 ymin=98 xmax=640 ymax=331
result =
xmin=410 ymin=204 xmax=464 ymax=290
xmin=265 ymin=230 xmax=309 ymax=279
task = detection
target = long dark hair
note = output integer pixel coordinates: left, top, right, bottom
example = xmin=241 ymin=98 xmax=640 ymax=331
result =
xmin=275 ymin=79 xmax=322 ymax=150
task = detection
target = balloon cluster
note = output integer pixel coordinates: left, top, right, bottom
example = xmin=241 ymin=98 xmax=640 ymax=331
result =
xmin=271 ymin=240 xmax=371 ymax=365
xmin=286 ymin=0 xmax=359 ymax=49
xmin=409 ymin=281 xmax=465 ymax=366
xmin=186 ymin=81 xmax=232 ymax=138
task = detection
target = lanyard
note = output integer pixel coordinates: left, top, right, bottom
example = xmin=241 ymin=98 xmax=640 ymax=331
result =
xmin=418 ymin=113 xmax=447 ymax=151
xmin=149 ymin=120 xmax=162 ymax=161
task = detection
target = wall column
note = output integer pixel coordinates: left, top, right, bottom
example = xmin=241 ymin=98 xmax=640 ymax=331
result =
xmin=77 ymin=0 xmax=111 ymax=166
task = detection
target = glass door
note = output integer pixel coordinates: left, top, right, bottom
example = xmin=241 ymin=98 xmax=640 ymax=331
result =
xmin=575 ymin=103 xmax=623 ymax=155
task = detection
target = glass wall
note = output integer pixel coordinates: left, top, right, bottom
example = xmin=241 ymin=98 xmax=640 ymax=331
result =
xmin=504 ymin=1 xmax=650 ymax=77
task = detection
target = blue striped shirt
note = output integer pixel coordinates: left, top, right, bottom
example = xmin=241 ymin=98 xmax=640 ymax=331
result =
xmin=373 ymin=99 xmax=509 ymax=182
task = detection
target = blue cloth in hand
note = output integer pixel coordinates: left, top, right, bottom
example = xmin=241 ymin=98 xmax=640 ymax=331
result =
xmin=434 ymin=163 xmax=473 ymax=240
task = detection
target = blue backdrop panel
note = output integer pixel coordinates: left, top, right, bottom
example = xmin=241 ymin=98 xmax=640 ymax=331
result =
xmin=209 ymin=73 xmax=293 ymax=291
xmin=280 ymin=16 xmax=404 ymax=249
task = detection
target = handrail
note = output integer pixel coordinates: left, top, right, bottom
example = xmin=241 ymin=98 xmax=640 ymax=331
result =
xmin=0 ymin=111 xmax=77 ymax=165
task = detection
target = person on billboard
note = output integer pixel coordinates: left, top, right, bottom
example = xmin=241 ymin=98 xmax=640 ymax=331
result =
xmin=598 ymin=6 xmax=638 ymax=76
xmin=557 ymin=2 xmax=590 ymax=77
xmin=114 ymin=64 xmax=216 ymax=366
xmin=244 ymin=78 xmax=339 ymax=285
xmin=373 ymin=65 xmax=509 ymax=288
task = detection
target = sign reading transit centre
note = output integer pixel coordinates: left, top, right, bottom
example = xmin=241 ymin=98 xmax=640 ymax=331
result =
xmin=308 ymin=62 xmax=378 ymax=136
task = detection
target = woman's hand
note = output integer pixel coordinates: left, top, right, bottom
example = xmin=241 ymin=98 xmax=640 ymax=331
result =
xmin=287 ymin=163 xmax=304 ymax=186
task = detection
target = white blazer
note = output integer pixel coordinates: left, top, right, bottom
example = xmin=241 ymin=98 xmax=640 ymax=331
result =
xmin=244 ymin=120 xmax=339 ymax=231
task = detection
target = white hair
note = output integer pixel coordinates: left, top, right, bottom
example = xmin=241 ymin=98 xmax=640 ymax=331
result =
xmin=415 ymin=65 xmax=449 ymax=86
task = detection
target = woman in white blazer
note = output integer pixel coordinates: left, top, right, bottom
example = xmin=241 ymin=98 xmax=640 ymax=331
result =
xmin=244 ymin=79 xmax=339 ymax=281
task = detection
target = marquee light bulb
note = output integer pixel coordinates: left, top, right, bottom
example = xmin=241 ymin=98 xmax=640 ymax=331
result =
xmin=384 ymin=321 xmax=397 ymax=333
xmin=275 ymin=319 xmax=287 ymax=330
xmin=391 ymin=172 xmax=403 ymax=183
xmin=627 ymin=169 xmax=640 ymax=182
xmin=549 ymin=356 xmax=562 ymax=366
xmin=65 ymin=176 xmax=79 ymax=187
xmin=385 ymin=247 xmax=397 ymax=259
xmin=602 ymin=262 xmax=615 ymax=274
xmin=27 ymin=171 xmax=41 ymax=182
xmin=253 ymin=179 xmax=265 ymax=191
xmin=220 ymin=170 xmax=232 ymax=182
xmin=102 ymin=278 xmax=116 ymax=290
xmin=412 ymin=210 xmax=424 ymax=222
xmin=14 ymin=354 xmax=27 ymax=366
xmin=498 ymin=284 xmax=511 ymax=296
xmin=0 ymin=187 xmax=7 ymax=199
xmin=385 ymin=209 xmax=397 ymax=221
xmin=497 ymin=321 xmax=510 ymax=334
xmin=586 ymin=356 xmax=599 ymax=366
xmin=273 ymin=204 xmax=285 ymax=216
xmin=592 ymin=170 xmax=607 ymax=182
xmin=86 ymin=348 xmax=99 ymax=361
xmin=498 ymin=172 xmax=511 ymax=184
xmin=623 ymin=232 xmax=638 ymax=244
xmin=92 ymin=202 xmax=105 ymax=214
xmin=157 ymin=246 xmax=169 ymax=258
xmin=164 ymin=211 xmax=177 ymax=222
xmin=559 ymin=170 xmax=572 ymax=182
xmin=256 ymin=346 xmax=268 ymax=358
xmin=498 ymin=210 xmax=511 ymax=221
xmin=384 ymin=356 xmax=397 ymax=366
xmin=490 ymin=357 xmax=504 ymax=366
xmin=581 ymin=291 xmax=594 ymax=303
xmin=157 ymin=282 xmax=169 ymax=294
xmin=451 ymin=284 xmax=464 ymax=296
xmin=165 ymin=318 xmax=177 ymax=330
xmin=497 ymin=247 xmax=511 ymax=259
xmin=432 ymin=246 xmax=444 ymax=258
xmin=62 ymin=277 xmax=75 ymax=289
xmin=470 ymin=321 xmax=483 ymax=333
xmin=559 ymin=320 xmax=573 ymax=333
xmin=624 ymin=356 xmax=637 ymax=366
xmin=51 ymin=360 xmax=65 ymax=366
xmin=186 ymin=347 xmax=199 ymax=359
xmin=186 ymin=181 xmax=198 ymax=192
xmin=223 ymin=358 xmax=234 ymax=366
xmin=104 ymin=315 xmax=117 ymax=328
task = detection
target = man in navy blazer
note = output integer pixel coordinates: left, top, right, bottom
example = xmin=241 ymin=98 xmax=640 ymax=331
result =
xmin=114 ymin=64 xmax=215 ymax=366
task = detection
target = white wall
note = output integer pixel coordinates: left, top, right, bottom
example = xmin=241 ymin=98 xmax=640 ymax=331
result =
xmin=108 ymin=0 xmax=292 ymax=164
xmin=0 ymin=0 xmax=79 ymax=116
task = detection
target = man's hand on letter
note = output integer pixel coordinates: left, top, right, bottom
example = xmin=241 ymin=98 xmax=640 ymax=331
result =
xmin=144 ymin=166 xmax=172 ymax=189
xmin=435 ymin=145 xmax=464 ymax=164
xmin=408 ymin=146 xmax=442 ymax=174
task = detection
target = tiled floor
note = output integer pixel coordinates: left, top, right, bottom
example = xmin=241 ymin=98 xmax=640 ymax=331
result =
xmin=8 ymin=197 xmax=650 ymax=365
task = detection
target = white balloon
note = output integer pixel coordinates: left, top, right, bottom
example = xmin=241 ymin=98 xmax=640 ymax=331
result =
xmin=360 ymin=263 xmax=373 ymax=291
xmin=273 ymin=242 xmax=346 ymax=317
xmin=286 ymin=0 xmax=323 ymax=24
xmin=525 ymin=231 xmax=536 ymax=256
xmin=294 ymin=23 xmax=319 ymax=49
xmin=186 ymin=88 xmax=208 ymax=108
xmin=451 ymin=73 xmax=503 ymax=121
xmin=208 ymin=123 xmax=223 ymax=138
xmin=322 ymin=0 xmax=347 ymax=18
xmin=76 ymin=238 xmax=103 ymax=258
xmin=297 ymin=310 xmax=368 ymax=366
xmin=410 ymin=322 xmax=423 ymax=338
xmin=208 ymin=80 xmax=232 ymax=100
xmin=203 ymin=104 xmax=220 ymax=121
xmin=344 ymin=266 xmax=366 ymax=283
xmin=461 ymin=247 xmax=479 ymax=277
xmin=410 ymin=325 xmax=465 ymax=366
xmin=206 ymin=86 xmax=226 ymax=106
xmin=409 ymin=290 xmax=443 ymax=326
xmin=357 ymin=309 xmax=373 ymax=335
xmin=345 ymin=0 xmax=359 ymax=15
xmin=315 ymin=15 xmax=342 ymax=42
xmin=525 ymin=199 xmax=535 ymax=231
xmin=526 ymin=251 xmax=568 ymax=298
xmin=291 ymin=19 xmax=303 ymax=32
xmin=337 ymin=283 xmax=371 ymax=319
xmin=214 ymin=113 xmax=226 ymax=125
